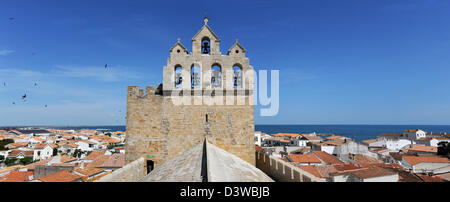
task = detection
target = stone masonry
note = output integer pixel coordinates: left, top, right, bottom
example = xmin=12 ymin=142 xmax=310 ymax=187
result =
xmin=125 ymin=18 xmax=255 ymax=167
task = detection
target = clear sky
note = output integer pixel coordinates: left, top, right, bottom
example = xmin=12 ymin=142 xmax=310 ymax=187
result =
xmin=1 ymin=0 xmax=450 ymax=126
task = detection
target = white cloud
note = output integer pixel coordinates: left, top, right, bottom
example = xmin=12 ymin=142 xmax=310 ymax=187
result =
xmin=0 ymin=50 xmax=15 ymax=56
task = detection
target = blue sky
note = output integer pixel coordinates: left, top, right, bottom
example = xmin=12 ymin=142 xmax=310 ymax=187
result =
xmin=1 ymin=0 xmax=450 ymax=126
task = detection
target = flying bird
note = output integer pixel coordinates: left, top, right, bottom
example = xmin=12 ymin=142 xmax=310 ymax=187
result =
xmin=3 ymin=82 xmax=5 ymax=86
xmin=45 ymin=105 xmax=47 ymax=108
xmin=9 ymin=17 xmax=14 ymax=22
xmin=12 ymin=102 xmax=15 ymax=105
xmin=34 ymin=83 xmax=38 ymax=86
xmin=105 ymin=64 xmax=108 ymax=69
xmin=22 ymin=94 xmax=27 ymax=99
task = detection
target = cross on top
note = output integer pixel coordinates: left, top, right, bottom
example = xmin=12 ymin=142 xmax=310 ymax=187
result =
xmin=203 ymin=16 xmax=210 ymax=25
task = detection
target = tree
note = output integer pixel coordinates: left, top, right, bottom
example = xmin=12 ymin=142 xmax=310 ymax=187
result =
xmin=5 ymin=158 xmax=18 ymax=166
xmin=438 ymin=142 xmax=450 ymax=156
xmin=53 ymin=148 xmax=58 ymax=156
xmin=19 ymin=157 xmax=33 ymax=165
xmin=73 ymin=149 xmax=82 ymax=158
xmin=0 ymin=139 xmax=14 ymax=151
xmin=105 ymin=133 xmax=112 ymax=137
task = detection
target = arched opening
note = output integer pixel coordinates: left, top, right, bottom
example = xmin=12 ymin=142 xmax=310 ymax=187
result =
xmin=174 ymin=65 xmax=183 ymax=88
xmin=201 ymin=37 xmax=211 ymax=55
xmin=211 ymin=64 xmax=222 ymax=88
xmin=232 ymin=65 xmax=243 ymax=88
xmin=191 ymin=65 xmax=201 ymax=89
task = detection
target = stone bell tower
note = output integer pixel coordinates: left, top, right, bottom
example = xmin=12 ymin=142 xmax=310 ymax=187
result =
xmin=125 ymin=18 xmax=255 ymax=168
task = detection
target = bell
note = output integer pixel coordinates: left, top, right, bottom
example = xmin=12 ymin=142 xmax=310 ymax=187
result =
xmin=175 ymin=73 xmax=182 ymax=85
xmin=202 ymin=42 xmax=210 ymax=54
xmin=192 ymin=72 xmax=200 ymax=87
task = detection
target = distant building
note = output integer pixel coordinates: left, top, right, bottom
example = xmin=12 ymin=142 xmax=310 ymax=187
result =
xmin=331 ymin=166 xmax=399 ymax=182
xmin=401 ymin=155 xmax=450 ymax=173
xmin=402 ymin=129 xmax=427 ymax=142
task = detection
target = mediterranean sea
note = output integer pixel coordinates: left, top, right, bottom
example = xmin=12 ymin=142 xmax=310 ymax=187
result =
xmin=49 ymin=125 xmax=450 ymax=142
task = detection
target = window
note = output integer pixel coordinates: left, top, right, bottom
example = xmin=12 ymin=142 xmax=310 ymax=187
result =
xmin=174 ymin=65 xmax=183 ymax=88
xmin=201 ymin=37 xmax=211 ymax=54
xmin=211 ymin=64 xmax=222 ymax=88
xmin=191 ymin=65 xmax=201 ymax=89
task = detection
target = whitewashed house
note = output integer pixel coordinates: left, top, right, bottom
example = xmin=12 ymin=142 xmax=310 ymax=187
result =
xmin=402 ymin=129 xmax=426 ymax=143
xmin=33 ymin=144 xmax=54 ymax=161
xmin=76 ymin=141 xmax=94 ymax=152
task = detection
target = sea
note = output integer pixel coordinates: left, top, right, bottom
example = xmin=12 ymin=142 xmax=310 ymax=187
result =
xmin=50 ymin=125 xmax=450 ymax=143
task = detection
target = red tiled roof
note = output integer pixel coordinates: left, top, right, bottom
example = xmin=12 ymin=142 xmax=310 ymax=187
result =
xmin=288 ymin=154 xmax=321 ymax=164
xmin=75 ymin=167 xmax=105 ymax=177
xmin=348 ymin=166 xmax=397 ymax=179
xmin=333 ymin=163 xmax=361 ymax=171
xmin=312 ymin=151 xmax=344 ymax=165
xmin=255 ymin=145 xmax=263 ymax=152
xmin=38 ymin=170 xmax=82 ymax=182
xmin=403 ymin=155 xmax=450 ymax=166
xmin=404 ymin=129 xmax=419 ymax=133
xmin=8 ymin=150 xmax=34 ymax=157
xmin=0 ymin=171 xmax=34 ymax=182
xmin=407 ymin=145 xmax=438 ymax=153
xmin=416 ymin=174 xmax=445 ymax=182
xmin=300 ymin=165 xmax=339 ymax=179
xmin=99 ymin=154 xmax=125 ymax=168
xmin=300 ymin=134 xmax=323 ymax=141
xmin=378 ymin=133 xmax=402 ymax=137
xmin=84 ymin=151 xmax=106 ymax=161
xmin=273 ymin=133 xmax=301 ymax=138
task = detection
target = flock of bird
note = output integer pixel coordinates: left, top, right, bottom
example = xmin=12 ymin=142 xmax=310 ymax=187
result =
xmin=6 ymin=17 xmax=122 ymax=121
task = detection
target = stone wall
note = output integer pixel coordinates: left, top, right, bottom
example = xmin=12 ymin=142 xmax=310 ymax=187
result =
xmin=96 ymin=157 xmax=146 ymax=182
xmin=34 ymin=165 xmax=74 ymax=179
xmin=255 ymin=151 xmax=326 ymax=182
xmin=125 ymin=87 xmax=255 ymax=167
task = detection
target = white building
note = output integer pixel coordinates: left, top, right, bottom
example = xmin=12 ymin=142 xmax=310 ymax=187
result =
xmin=33 ymin=144 xmax=54 ymax=161
xmin=402 ymin=129 xmax=426 ymax=142
xmin=254 ymin=131 xmax=262 ymax=146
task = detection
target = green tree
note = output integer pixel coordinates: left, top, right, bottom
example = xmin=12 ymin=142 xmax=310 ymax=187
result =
xmin=0 ymin=139 xmax=14 ymax=151
xmin=5 ymin=158 xmax=18 ymax=166
xmin=72 ymin=149 xmax=82 ymax=158
xmin=19 ymin=157 xmax=33 ymax=165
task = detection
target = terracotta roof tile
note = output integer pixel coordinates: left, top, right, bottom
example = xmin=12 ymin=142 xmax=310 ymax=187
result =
xmin=0 ymin=171 xmax=34 ymax=182
xmin=288 ymin=154 xmax=321 ymax=164
xmin=38 ymin=170 xmax=82 ymax=182
xmin=348 ymin=166 xmax=397 ymax=179
xmin=312 ymin=151 xmax=344 ymax=165
xmin=273 ymin=133 xmax=301 ymax=138
xmin=407 ymin=145 xmax=438 ymax=153
xmin=75 ymin=167 xmax=105 ymax=177
xmin=403 ymin=155 xmax=450 ymax=166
